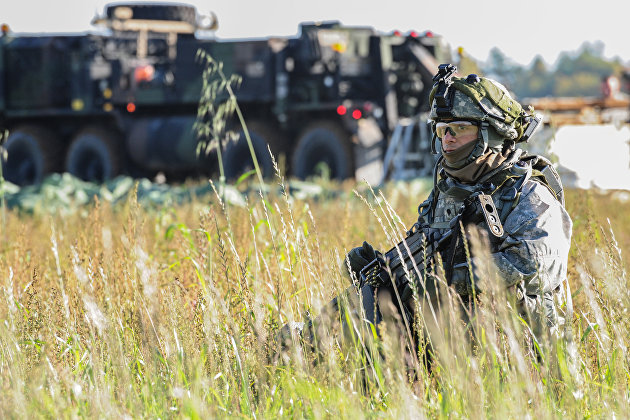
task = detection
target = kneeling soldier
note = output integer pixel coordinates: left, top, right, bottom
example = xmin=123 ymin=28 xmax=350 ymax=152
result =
xmin=346 ymin=64 xmax=572 ymax=350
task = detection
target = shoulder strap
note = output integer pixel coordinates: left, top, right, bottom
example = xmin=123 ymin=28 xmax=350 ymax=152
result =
xmin=417 ymin=191 xmax=434 ymax=224
xmin=417 ymin=154 xmax=565 ymax=228
xmin=522 ymin=155 xmax=565 ymax=207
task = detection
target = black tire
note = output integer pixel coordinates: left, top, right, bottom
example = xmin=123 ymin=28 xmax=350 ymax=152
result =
xmin=291 ymin=122 xmax=353 ymax=180
xmin=65 ymin=128 xmax=123 ymax=182
xmin=1 ymin=126 xmax=62 ymax=186
xmin=223 ymin=121 xmax=280 ymax=180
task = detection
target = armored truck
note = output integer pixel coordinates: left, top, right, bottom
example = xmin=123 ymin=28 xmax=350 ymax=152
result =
xmin=0 ymin=3 xmax=448 ymax=185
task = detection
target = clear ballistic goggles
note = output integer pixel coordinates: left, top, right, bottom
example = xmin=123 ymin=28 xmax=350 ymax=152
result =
xmin=435 ymin=121 xmax=479 ymax=139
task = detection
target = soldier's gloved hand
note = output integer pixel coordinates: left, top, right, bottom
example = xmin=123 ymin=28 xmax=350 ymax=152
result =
xmin=346 ymin=241 xmax=377 ymax=282
xmin=450 ymin=262 xmax=481 ymax=295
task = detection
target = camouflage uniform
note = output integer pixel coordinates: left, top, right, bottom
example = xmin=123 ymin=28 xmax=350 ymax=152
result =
xmin=286 ymin=67 xmax=572 ymax=356
xmin=418 ymin=66 xmax=573 ymax=334
xmin=417 ymin=153 xmax=573 ymax=331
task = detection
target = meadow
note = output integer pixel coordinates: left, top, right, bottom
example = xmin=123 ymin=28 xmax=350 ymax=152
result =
xmin=0 ymin=174 xmax=629 ymax=418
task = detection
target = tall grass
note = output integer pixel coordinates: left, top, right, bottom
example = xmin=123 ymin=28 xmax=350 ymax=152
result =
xmin=0 ymin=129 xmax=8 ymax=232
xmin=0 ymin=180 xmax=629 ymax=418
xmin=193 ymin=49 xmax=267 ymax=207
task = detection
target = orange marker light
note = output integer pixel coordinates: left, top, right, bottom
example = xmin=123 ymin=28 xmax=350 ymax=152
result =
xmin=127 ymin=102 xmax=136 ymax=113
xmin=134 ymin=65 xmax=155 ymax=83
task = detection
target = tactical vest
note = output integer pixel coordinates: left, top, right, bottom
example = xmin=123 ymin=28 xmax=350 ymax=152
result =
xmin=418 ymin=154 xmax=563 ymax=226
xmin=415 ymin=154 xmax=565 ymax=272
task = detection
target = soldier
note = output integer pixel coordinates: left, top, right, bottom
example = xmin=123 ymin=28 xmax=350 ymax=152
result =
xmin=346 ymin=64 xmax=573 ymax=349
xmin=281 ymin=65 xmax=572 ymax=366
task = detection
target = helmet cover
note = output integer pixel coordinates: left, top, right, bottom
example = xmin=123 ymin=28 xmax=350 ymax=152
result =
xmin=429 ymin=74 xmax=534 ymax=142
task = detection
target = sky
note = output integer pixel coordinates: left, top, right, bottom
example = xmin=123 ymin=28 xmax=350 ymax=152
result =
xmin=2 ymin=0 xmax=630 ymax=67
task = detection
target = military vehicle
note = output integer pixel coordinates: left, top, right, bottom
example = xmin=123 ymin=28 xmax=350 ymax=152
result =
xmin=0 ymin=3 xmax=448 ymax=186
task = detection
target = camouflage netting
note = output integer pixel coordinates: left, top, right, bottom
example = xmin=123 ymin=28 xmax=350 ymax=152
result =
xmin=0 ymin=173 xmax=337 ymax=214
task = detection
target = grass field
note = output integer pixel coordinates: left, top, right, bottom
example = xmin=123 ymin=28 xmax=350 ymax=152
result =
xmin=0 ymin=177 xmax=629 ymax=418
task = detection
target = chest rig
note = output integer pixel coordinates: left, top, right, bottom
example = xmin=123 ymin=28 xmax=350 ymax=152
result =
xmin=416 ymin=153 xmax=564 ymax=253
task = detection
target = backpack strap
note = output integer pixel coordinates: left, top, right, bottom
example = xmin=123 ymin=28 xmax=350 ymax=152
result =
xmin=521 ymin=155 xmax=565 ymax=207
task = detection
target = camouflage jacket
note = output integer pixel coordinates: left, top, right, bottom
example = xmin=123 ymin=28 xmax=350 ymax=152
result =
xmin=417 ymin=156 xmax=573 ymax=325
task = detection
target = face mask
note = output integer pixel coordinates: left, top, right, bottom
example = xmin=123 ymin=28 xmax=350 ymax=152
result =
xmin=442 ymin=148 xmax=510 ymax=183
xmin=441 ymin=140 xmax=477 ymax=168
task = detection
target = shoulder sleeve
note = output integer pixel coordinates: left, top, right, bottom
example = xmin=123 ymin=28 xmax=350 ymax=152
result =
xmin=477 ymin=180 xmax=573 ymax=294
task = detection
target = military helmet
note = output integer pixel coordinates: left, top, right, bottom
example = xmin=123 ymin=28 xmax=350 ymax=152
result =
xmin=428 ymin=64 xmax=540 ymax=148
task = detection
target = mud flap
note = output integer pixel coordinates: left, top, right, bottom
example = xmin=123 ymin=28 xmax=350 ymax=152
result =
xmin=354 ymin=117 xmax=384 ymax=186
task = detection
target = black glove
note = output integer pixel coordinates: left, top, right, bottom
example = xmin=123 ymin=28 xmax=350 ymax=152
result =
xmin=346 ymin=241 xmax=377 ymax=282
xmin=450 ymin=262 xmax=480 ymax=295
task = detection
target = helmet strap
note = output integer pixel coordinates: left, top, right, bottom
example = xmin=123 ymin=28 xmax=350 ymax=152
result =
xmin=461 ymin=121 xmax=489 ymax=165
xmin=479 ymin=121 xmax=489 ymax=152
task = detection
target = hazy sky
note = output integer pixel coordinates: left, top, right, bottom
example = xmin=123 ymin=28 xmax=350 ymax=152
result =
xmin=2 ymin=0 xmax=629 ymax=66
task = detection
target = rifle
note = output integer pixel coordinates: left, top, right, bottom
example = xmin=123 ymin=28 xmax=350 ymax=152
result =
xmin=359 ymin=218 xmax=455 ymax=292
xmin=278 ymin=192 xmax=499 ymax=351
xmin=276 ymin=217 xmax=456 ymax=358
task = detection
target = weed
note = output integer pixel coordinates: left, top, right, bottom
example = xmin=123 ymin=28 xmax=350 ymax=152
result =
xmin=0 ymin=183 xmax=629 ymax=417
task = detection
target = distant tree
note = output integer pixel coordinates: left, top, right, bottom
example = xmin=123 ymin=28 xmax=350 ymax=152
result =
xmin=555 ymin=52 xmax=574 ymax=76
xmin=530 ymin=55 xmax=548 ymax=74
xmin=486 ymin=48 xmax=511 ymax=78
xmin=527 ymin=55 xmax=553 ymax=97
xmin=550 ymin=42 xmax=620 ymax=96
xmin=480 ymin=41 xmax=627 ymax=98
xmin=485 ymin=47 xmax=519 ymax=90
xmin=554 ymin=72 xmax=602 ymax=97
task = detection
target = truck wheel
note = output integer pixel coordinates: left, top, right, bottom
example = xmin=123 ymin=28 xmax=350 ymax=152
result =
xmin=1 ymin=127 xmax=62 ymax=186
xmin=65 ymin=128 xmax=122 ymax=182
xmin=292 ymin=122 xmax=353 ymax=180
xmin=223 ymin=121 xmax=278 ymax=180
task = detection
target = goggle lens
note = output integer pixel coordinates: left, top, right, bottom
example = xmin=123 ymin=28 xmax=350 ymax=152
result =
xmin=435 ymin=121 xmax=478 ymax=139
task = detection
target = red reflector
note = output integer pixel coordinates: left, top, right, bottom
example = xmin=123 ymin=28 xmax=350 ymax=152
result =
xmin=127 ymin=103 xmax=136 ymax=113
xmin=425 ymin=30 xmax=434 ymax=38
xmin=352 ymin=109 xmax=362 ymax=120
xmin=134 ymin=65 xmax=155 ymax=83
xmin=409 ymin=31 xmax=418 ymax=38
xmin=337 ymin=105 xmax=347 ymax=115
xmin=393 ymin=30 xmax=402 ymax=37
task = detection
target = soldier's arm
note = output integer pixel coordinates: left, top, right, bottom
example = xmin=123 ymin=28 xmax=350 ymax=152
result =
xmin=452 ymin=181 xmax=572 ymax=294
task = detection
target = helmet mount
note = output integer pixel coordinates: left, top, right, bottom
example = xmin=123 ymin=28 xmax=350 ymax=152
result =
xmin=432 ymin=64 xmax=457 ymax=119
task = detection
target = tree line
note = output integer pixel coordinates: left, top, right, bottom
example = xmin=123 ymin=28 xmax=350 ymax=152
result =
xmin=457 ymin=41 xmax=628 ymax=100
